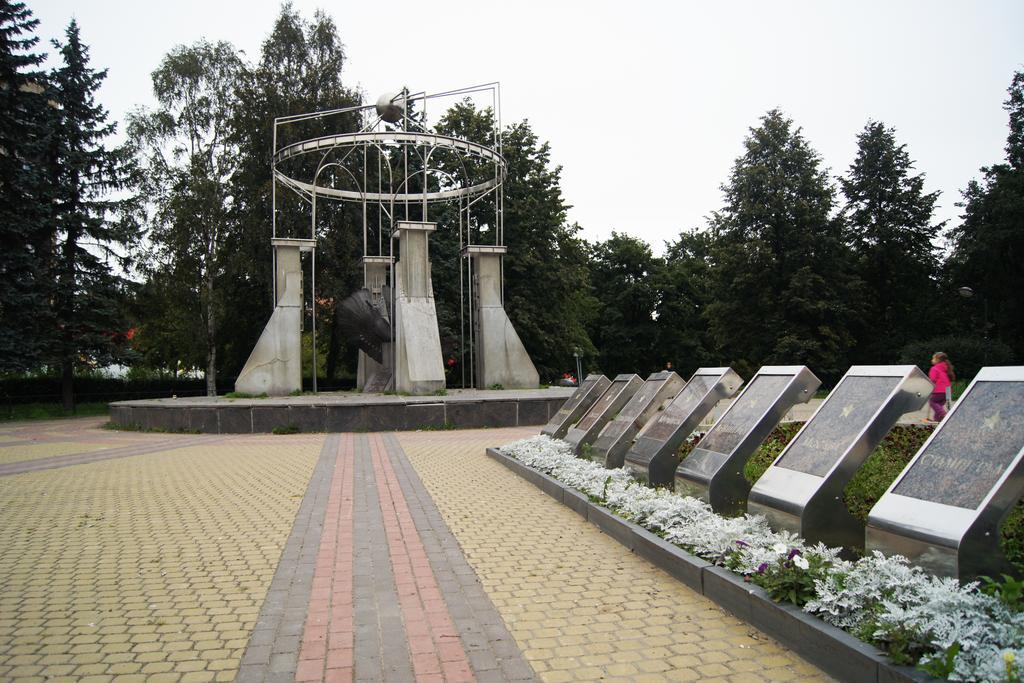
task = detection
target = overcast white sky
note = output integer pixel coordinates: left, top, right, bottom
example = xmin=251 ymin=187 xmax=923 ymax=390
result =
xmin=30 ymin=0 xmax=1024 ymax=254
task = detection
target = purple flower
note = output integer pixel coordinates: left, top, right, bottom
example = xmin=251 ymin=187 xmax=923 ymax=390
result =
xmin=735 ymin=540 xmax=749 ymax=548
xmin=787 ymin=548 xmax=802 ymax=560
xmin=757 ymin=562 xmax=768 ymax=574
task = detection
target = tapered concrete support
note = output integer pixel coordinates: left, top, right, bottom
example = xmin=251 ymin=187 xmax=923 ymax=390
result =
xmin=356 ymin=256 xmax=393 ymax=392
xmin=393 ymin=222 xmax=445 ymax=395
xmin=235 ymin=242 xmax=308 ymax=396
xmin=467 ymin=246 xmax=539 ymax=389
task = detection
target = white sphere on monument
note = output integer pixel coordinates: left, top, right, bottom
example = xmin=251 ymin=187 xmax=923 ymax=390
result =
xmin=375 ymin=92 xmax=406 ymax=123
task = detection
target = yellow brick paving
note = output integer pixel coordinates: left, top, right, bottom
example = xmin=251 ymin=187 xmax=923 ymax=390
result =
xmin=397 ymin=428 xmax=831 ymax=683
xmin=0 ymin=441 xmax=112 ymax=465
xmin=0 ymin=432 xmax=322 ymax=682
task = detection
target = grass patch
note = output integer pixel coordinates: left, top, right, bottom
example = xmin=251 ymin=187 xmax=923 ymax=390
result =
xmin=738 ymin=421 xmax=1024 ymax=575
xmin=416 ymin=420 xmax=456 ymax=431
xmin=2 ymin=401 xmax=109 ymax=421
xmin=223 ymin=391 xmax=268 ymax=399
xmin=742 ymin=422 xmax=803 ymax=483
xmin=272 ymin=425 xmax=300 ymax=435
xmin=102 ymin=421 xmax=200 ymax=434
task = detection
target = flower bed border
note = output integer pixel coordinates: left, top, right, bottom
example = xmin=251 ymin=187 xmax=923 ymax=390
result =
xmin=485 ymin=446 xmax=935 ymax=683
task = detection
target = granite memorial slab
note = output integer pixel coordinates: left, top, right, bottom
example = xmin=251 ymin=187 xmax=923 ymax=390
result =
xmin=624 ymin=367 xmax=743 ymax=487
xmin=747 ymin=365 xmax=931 ymax=552
xmin=676 ymin=366 xmax=821 ymax=516
xmin=563 ymin=374 xmax=643 ymax=453
xmin=541 ymin=374 xmax=611 ymax=439
xmin=866 ymin=366 xmax=1024 ymax=580
xmin=590 ymin=370 xmax=685 ymax=469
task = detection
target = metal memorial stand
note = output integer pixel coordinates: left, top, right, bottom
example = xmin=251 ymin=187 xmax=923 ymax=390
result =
xmin=676 ymin=366 xmax=820 ymax=516
xmin=541 ymin=374 xmax=611 ymax=440
xmin=563 ymin=374 xmax=643 ymax=453
xmin=623 ymin=368 xmax=744 ymax=487
xmin=866 ymin=366 xmax=1024 ymax=580
xmin=747 ymin=365 xmax=931 ymax=552
xmin=590 ymin=371 xmax=685 ymax=469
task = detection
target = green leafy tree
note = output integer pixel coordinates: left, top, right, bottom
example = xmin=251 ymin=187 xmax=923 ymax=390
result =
xmin=587 ymin=232 xmax=662 ymax=377
xmin=0 ymin=0 xmax=50 ymax=371
xmin=224 ymin=5 xmax=362 ymax=383
xmin=946 ymin=69 xmax=1024 ymax=360
xmin=130 ymin=41 xmax=244 ymax=395
xmin=433 ymin=102 xmax=596 ymax=382
xmin=706 ymin=109 xmax=860 ymax=381
xmin=841 ymin=120 xmax=943 ymax=363
xmin=654 ymin=229 xmax=715 ymax=376
xmin=47 ymin=20 xmax=137 ymax=408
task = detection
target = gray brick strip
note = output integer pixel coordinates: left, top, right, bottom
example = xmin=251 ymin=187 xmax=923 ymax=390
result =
xmin=0 ymin=435 xmax=230 ymax=477
xmin=382 ymin=433 xmax=539 ymax=682
xmin=237 ymin=434 xmax=340 ymax=683
xmin=352 ymin=434 xmax=414 ymax=681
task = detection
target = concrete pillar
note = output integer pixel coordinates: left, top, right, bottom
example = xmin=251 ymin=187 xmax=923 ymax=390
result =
xmin=393 ymin=222 xmax=445 ymax=395
xmin=235 ymin=240 xmax=312 ymax=396
xmin=466 ymin=246 xmax=540 ymax=389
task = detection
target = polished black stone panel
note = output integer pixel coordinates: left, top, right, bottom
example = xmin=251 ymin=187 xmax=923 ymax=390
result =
xmin=404 ymin=403 xmax=446 ymax=430
xmin=286 ymin=405 xmax=327 ymax=433
xmin=324 ymin=406 xmax=366 ymax=432
xmin=776 ymin=375 xmax=900 ymax=477
xmin=219 ymin=407 xmax=254 ymax=433
xmin=251 ymin=406 xmax=294 ymax=433
xmin=574 ymin=379 xmax=632 ymax=434
xmin=541 ymin=376 xmax=603 ymax=435
xmin=160 ymin=407 xmax=191 ymax=432
xmin=697 ymin=375 xmax=790 ymax=457
xmin=640 ymin=374 xmax=714 ymax=444
xmin=188 ymin=408 xmax=220 ymax=434
xmin=447 ymin=400 xmax=512 ymax=428
xmin=893 ymin=380 xmax=1024 ymax=509
xmin=364 ymin=404 xmax=405 ymax=431
xmin=112 ymin=388 xmax=576 ymax=434
xmin=517 ymin=399 xmax=549 ymax=425
xmin=476 ymin=400 xmax=518 ymax=428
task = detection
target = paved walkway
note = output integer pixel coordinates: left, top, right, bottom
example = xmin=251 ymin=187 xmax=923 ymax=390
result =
xmin=0 ymin=418 xmax=828 ymax=682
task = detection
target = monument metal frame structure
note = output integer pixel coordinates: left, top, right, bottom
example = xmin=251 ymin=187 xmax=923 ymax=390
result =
xmin=265 ymin=83 xmax=512 ymax=392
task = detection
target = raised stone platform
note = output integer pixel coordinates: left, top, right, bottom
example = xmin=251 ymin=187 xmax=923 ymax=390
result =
xmin=109 ymin=387 xmax=575 ymax=434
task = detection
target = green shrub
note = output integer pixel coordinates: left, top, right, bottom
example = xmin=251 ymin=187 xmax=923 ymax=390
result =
xmin=898 ymin=334 xmax=1016 ymax=385
xmin=843 ymin=425 xmax=933 ymax=521
xmin=743 ymin=422 xmax=802 ymax=483
xmin=2 ymin=402 xmax=109 ymax=421
xmin=743 ymin=421 xmax=1024 ymax=575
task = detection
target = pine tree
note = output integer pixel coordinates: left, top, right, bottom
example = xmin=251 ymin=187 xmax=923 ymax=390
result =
xmin=706 ymin=109 xmax=860 ymax=381
xmin=47 ymin=20 xmax=137 ymax=408
xmin=0 ymin=0 xmax=50 ymax=371
xmin=841 ymin=121 xmax=942 ymax=363
xmin=946 ymin=69 xmax=1024 ymax=360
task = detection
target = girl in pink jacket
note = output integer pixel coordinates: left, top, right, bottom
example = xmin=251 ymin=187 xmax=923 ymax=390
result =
xmin=927 ymin=352 xmax=955 ymax=421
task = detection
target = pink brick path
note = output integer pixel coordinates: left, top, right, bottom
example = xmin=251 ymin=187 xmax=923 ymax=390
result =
xmin=296 ymin=435 xmax=356 ymax=682
xmin=294 ymin=434 xmax=475 ymax=683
